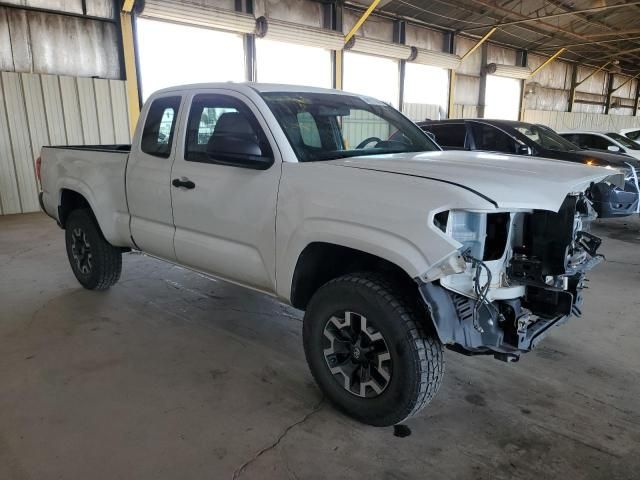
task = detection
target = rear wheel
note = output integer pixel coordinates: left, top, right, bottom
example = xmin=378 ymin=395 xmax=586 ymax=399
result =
xmin=65 ymin=209 xmax=122 ymax=290
xmin=303 ymin=272 xmax=444 ymax=426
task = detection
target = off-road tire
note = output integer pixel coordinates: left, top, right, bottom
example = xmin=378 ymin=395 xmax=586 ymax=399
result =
xmin=303 ymin=272 xmax=444 ymax=426
xmin=65 ymin=209 xmax=122 ymax=290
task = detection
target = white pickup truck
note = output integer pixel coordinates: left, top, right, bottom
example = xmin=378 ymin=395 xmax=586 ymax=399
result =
xmin=39 ymin=83 xmax=616 ymax=426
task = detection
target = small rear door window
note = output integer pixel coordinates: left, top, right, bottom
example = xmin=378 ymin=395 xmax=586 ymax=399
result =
xmin=141 ymin=96 xmax=181 ymax=158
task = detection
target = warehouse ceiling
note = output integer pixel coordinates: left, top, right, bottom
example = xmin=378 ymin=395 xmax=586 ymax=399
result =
xmin=347 ymin=0 xmax=640 ymax=74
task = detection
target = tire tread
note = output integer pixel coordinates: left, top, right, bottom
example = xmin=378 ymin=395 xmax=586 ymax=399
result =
xmin=307 ymin=272 xmax=444 ymax=425
xmin=66 ymin=209 xmax=122 ymax=290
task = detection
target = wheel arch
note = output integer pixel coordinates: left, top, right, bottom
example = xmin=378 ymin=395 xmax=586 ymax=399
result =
xmin=289 ymin=241 xmax=420 ymax=311
xmin=58 ymin=188 xmax=93 ymax=228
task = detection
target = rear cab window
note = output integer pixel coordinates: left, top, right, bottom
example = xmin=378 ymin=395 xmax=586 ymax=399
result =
xmin=140 ymin=96 xmax=181 ymax=158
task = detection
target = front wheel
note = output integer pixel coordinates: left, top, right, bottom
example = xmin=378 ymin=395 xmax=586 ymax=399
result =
xmin=303 ymin=273 xmax=444 ymax=426
xmin=65 ymin=209 xmax=122 ymax=290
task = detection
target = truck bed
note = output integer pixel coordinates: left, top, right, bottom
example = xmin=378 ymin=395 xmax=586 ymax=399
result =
xmin=40 ymin=145 xmax=132 ymax=248
xmin=45 ymin=144 xmax=131 ymax=152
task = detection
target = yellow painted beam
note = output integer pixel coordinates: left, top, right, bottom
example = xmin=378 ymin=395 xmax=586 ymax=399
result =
xmin=344 ymin=0 xmax=382 ymax=44
xmin=611 ymin=72 xmax=640 ymax=94
xmin=122 ymin=0 xmax=135 ymax=13
xmin=529 ymin=48 xmax=566 ymax=78
xmin=460 ymin=27 xmax=496 ymax=63
xmin=576 ymin=61 xmax=611 ymax=87
xmin=120 ymin=11 xmax=140 ymax=137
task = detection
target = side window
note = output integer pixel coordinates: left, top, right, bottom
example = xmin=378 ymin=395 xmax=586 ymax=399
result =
xmin=562 ymin=134 xmax=580 ymax=145
xmin=426 ymin=124 xmax=466 ymax=149
xmin=470 ymin=123 xmax=517 ymax=154
xmin=297 ymin=112 xmax=322 ymax=148
xmin=582 ymin=135 xmax=610 ymax=150
xmin=572 ymin=134 xmax=591 ymax=149
xmin=141 ymin=96 xmax=181 ymax=158
xmin=627 ymin=130 xmax=640 ymax=141
xmin=185 ymin=94 xmax=273 ymax=166
xmin=596 ymin=136 xmax=615 ymax=149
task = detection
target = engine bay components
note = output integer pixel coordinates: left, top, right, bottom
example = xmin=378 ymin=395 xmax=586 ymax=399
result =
xmin=421 ymin=193 xmax=603 ymax=360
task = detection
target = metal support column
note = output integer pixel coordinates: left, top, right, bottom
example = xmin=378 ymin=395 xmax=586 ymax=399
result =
xmin=331 ymin=1 xmax=344 ymax=90
xmin=120 ymin=0 xmax=140 ymax=137
xmin=478 ymin=43 xmax=488 ymax=118
xmin=446 ymin=32 xmax=456 ymax=118
xmin=568 ymin=63 xmax=578 ymax=112
xmin=604 ymin=73 xmax=615 ymax=114
xmin=517 ymin=50 xmax=527 ymax=121
xmin=634 ymin=81 xmax=640 ymax=116
xmin=239 ymin=0 xmax=256 ymax=81
xmin=394 ymin=20 xmax=406 ymax=111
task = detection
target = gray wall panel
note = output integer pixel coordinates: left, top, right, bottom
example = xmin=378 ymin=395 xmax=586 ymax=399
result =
xmin=1 ymin=6 xmax=120 ymax=79
xmin=5 ymin=8 xmax=32 ymax=72
xmin=21 ymin=73 xmax=51 ymax=166
xmin=2 ymin=71 xmax=39 ymax=212
xmin=0 ymin=77 xmax=21 ymax=214
xmin=109 ymin=80 xmax=130 ymax=144
xmin=41 ymin=74 xmax=67 ymax=145
xmin=94 ymin=78 xmax=116 ymax=144
xmin=0 ymin=72 xmax=130 ymax=214
xmin=77 ymin=77 xmax=100 ymax=143
xmin=0 ymin=10 xmax=13 ymax=71
xmin=59 ymin=75 xmax=84 ymax=144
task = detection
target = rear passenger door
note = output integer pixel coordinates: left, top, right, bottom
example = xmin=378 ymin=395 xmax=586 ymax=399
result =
xmin=126 ymin=95 xmax=183 ymax=260
xmin=170 ymin=90 xmax=281 ymax=293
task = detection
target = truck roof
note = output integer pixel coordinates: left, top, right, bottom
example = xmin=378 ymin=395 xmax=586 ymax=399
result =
xmin=152 ymin=82 xmax=365 ymax=98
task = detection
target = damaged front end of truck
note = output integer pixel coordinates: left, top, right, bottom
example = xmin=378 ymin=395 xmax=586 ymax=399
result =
xmin=419 ymin=188 xmax=606 ymax=362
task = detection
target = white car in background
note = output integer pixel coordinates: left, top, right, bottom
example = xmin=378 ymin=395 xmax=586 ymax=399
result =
xmin=559 ymin=130 xmax=640 ymax=161
xmin=620 ymin=127 xmax=640 ymax=142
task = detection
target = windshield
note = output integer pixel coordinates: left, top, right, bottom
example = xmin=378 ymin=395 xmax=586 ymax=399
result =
xmin=514 ymin=124 xmax=578 ymax=152
xmin=261 ymin=92 xmax=438 ymax=162
xmin=607 ymin=132 xmax=640 ymax=150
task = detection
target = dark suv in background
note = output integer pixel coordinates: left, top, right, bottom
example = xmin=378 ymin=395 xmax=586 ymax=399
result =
xmin=417 ymin=119 xmax=639 ymax=218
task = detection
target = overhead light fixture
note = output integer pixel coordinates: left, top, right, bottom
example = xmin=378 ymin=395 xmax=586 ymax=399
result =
xmin=255 ymin=16 xmax=345 ymax=51
xmin=140 ymin=0 xmax=256 ymax=34
xmin=345 ymin=36 xmax=415 ymax=60
xmin=485 ymin=63 xmax=532 ymax=79
xmin=411 ymin=48 xmax=461 ymax=69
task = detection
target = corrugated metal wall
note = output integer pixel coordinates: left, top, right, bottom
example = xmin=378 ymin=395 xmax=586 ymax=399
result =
xmin=523 ymin=109 xmax=640 ymax=132
xmin=0 ymin=4 xmax=120 ymax=79
xmin=0 ymin=72 xmax=130 ymax=215
xmin=403 ymin=103 xmax=442 ymax=122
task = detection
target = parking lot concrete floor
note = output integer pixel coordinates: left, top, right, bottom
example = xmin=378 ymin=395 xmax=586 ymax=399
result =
xmin=1 ymin=212 xmax=639 ymax=479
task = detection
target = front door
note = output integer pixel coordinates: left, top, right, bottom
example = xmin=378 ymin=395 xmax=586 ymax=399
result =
xmin=126 ymin=95 xmax=182 ymax=260
xmin=170 ymin=90 xmax=281 ymax=293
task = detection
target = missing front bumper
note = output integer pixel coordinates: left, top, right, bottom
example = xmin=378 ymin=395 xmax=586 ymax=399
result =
xmin=418 ymin=281 xmax=578 ymax=360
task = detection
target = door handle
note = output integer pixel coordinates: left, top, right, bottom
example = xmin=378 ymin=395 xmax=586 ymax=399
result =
xmin=172 ymin=178 xmax=195 ymax=190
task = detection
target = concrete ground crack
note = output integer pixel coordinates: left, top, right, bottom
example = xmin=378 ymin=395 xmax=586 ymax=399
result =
xmin=232 ymin=398 xmax=324 ymax=480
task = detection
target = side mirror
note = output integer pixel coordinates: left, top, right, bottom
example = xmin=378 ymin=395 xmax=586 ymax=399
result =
xmin=517 ymin=144 xmax=532 ymax=155
xmin=607 ymin=145 xmax=622 ymax=152
xmin=207 ymin=134 xmax=273 ymax=170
